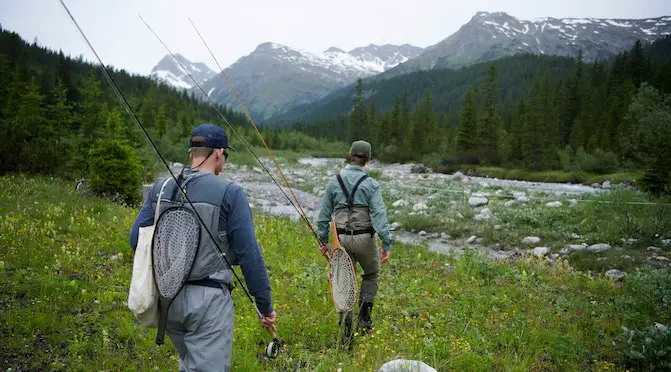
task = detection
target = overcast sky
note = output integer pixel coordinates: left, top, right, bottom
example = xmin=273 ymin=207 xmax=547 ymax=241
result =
xmin=1 ymin=0 xmax=669 ymax=75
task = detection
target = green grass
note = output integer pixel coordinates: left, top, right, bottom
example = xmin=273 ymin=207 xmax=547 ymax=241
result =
xmin=1 ymin=174 xmax=670 ymax=371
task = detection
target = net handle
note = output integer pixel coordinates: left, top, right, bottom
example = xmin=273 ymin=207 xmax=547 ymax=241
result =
xmin=327 ymin=220 xmax=359 ymax=311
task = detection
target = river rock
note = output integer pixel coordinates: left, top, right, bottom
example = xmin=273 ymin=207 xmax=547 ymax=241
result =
xmin=587 ymin=243 xmax=612 ymax=253
xmin=392 ymin=199 xmax=409 ymax=208
xmin=533 ymin=247 xmax=549 ymax=257
xmin=522 ymin=236 xmax=541 ymax=245
xmin=605 ymin=269 xmax=626 ymax=280
xmin=468 ymin=196 xmax=489 ymax=207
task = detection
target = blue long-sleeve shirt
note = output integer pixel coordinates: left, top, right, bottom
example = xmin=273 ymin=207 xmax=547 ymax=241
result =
xmin=129 ymin=171 xmax=273 ymax=314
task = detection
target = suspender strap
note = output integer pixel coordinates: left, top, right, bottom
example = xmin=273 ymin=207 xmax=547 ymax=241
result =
xmin=336 ymin=174 xmax=369 ymax=209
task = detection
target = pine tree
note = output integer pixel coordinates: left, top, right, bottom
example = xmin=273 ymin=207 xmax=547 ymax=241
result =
xmin=477 ymin=64 xmax=502 ymax=164
xmin=155 ymin=104 xmax=168 ymax=137
xmin=457 ymin=86 xmax=478 ymax=155
xmin=15 ymin=78 xmax=50 ymax=173
xmin=348 ymin=78 xmax=368 ymax=142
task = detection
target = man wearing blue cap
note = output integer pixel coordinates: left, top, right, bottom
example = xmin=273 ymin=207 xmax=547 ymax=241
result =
xmin=130 ymin=123 xmax=275 ymax=371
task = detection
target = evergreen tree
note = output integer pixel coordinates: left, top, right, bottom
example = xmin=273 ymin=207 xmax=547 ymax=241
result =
xmin=477 ymin=64 xmax=502 ymax=164
xmin=457 ymin=86 xmax=478 ymax=155
xmin=348 ymin=78 xmax=368 ymax=142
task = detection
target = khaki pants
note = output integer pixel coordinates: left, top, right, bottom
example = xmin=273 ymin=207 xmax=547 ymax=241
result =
xmin=339 ymin=233 xmax=380 ymax=304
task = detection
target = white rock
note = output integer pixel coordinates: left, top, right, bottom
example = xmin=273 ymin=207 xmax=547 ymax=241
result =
xmin=253 ymin=167 xmax=263 ymax=174
xmin=533 ymin=247 xmax=549 ymax=257
xmin=559 ymin=248 xmax=569 ymax=255
xmin=440 ymin=233 xmax=451 ymax=239
xmin=392 ymin=199 xmax=409 ymax=208
xmin=605 ymin=269 xmax=627 ymax=280
xmin=468 ymin=196 xmax=489 ymax=207
xmin=431 ymin=233 xmax=440 ymax=239
xmin=412 ymin=203 xmax=428 ymax=212
xmin=394 ymin=210 xmax=401 ymax=215
xmin=466 ymin=235 xmax=477 ymax=244
xmin=516 ymin=196 xmax=530 ymax=203
xmin=473 ymin=208 xmax=493 ymax=222
xmin=602 ymin=180 xmax=612 ymax=189
xmin=110 ymin=253 xmax=123 ymax=261
xmin=418 ymin=231 xmax=427 ymax=236
xmin=390 ymin=222 xmax=401 ymax=231
xmin=566 ymin=244 xmax=587 ymax=251
xmin=655 ymin=323 xmax=668 ymax=332
xmin=571 ymin=233 xmax=581 ymax=240
xmin=452 ymin=171 xmax=464 ymax=179
xmin=591 ymin=183 xmax=602 ymax=189
xmin=545 ymin=201 xmax=562 ymax=208
xmin=662 ymin=239 xmax=671 ymax=246
xmin=567 ymin=199 xmax=578 ymax=207
xmin=652 ymin=256 xmax=670 ymax=261
xmin=503 ymin=200 xmax=515 ymax=207
xmin=587 ymin=243 xmax=612 ymax=253
xmin=379 ymin=359 xmax=437 ymax=372
xmin=647 ymin=246 xmax=662 ymax=252
xmin=494 ymin=224 xmax=502 ymax=231
xmin=522 ymin=236 xmax=541 ymax=245
xmin=172 ymin=162 xmax=184 ymax=168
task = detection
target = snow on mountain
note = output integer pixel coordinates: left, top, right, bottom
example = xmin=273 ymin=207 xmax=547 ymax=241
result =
xmin=197 ymin=41 xmax=423 ymax=120
xmin=150 ymin=53 xmax=216 ymax=91
xmin=388 ymin=11 xmax=671 ymax=75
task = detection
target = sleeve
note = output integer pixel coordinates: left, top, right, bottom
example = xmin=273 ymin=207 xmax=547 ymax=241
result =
xmin=221 ymin=184 xmax=274 ymax=315
xmin=316 ymin=179 xmax=335 ymax=244
xmin=129 ymin=184 xmax=158 ymax=251
xmin=368 ymin=180 xmax=393 ymax=252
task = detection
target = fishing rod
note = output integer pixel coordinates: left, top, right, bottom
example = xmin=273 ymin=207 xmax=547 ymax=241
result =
xmin=57 ymin=0 xmax=280 ymax=355
xmin=137 ymin=16 xmax=324 ymax=247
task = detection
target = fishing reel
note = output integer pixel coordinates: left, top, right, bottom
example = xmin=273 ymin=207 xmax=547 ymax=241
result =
xmin=266 ymin=337 xmax=282 ymax=359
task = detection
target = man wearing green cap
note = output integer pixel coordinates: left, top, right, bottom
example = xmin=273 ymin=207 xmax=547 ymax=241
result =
xmin=316 ymin=139 xmax=392 ymax=341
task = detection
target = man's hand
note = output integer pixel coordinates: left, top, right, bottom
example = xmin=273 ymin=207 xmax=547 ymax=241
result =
xmin=380 ymin=250 xmax=390 ymax=264
xmin=319 ymin=243 xmax=329 ymax=257
xmin=259 ymin=311 xmax=277 ymax=333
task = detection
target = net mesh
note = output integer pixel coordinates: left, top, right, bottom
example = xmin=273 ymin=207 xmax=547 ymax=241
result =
xmin=328 ymin=247 xmax=358 ymax=311
xmin=153 ymin=208 xmax=200 ymax=299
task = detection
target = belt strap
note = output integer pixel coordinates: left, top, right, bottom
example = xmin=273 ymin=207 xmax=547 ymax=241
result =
xmin=337 ymin=228 xmax=375 ymax=236
xmin=186 ymin=278 xmax=233 ymax=292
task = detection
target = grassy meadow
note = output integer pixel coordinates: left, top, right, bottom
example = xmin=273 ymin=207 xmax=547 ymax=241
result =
xmin=1 ymin=174 xmax=670 ymax=371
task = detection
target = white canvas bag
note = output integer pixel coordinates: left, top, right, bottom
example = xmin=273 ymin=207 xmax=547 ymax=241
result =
xmin=127 ymin=178 xmax=171 ymax=327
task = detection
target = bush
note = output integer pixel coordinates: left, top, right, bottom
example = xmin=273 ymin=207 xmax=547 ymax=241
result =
xmin=617 ymin=322 xmax=671 ymax=370
xmin=576 ymin=148 xmax=619 ymax=174
xmin=87 ymin=138 xmax=143 ymax=205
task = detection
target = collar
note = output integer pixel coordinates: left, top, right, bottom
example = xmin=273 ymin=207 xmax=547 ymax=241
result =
xmin=345 ymin=165 xmax=365 ymax=172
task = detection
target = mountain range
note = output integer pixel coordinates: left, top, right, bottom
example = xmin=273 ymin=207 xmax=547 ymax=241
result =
xmin=149 ymin=11 xmax=671 ymax=122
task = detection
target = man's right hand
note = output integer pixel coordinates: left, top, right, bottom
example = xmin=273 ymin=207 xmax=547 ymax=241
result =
xmin=380 ymin=250 xmax=390 ymax=264
xmin=259 ymin=311 xmax=277 ymax=334
xmin=319 ymin=243 xmax=329 ymax=257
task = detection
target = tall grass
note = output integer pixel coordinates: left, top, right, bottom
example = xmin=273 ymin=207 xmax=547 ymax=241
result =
xmin=1 ymin=175 xmax=669 ymax=371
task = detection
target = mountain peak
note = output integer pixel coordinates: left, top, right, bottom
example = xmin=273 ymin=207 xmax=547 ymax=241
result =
xmin=325 ymin=47 xmax=345 ymax=54
xmin=150 ymin=53 xmax=215 ymax=90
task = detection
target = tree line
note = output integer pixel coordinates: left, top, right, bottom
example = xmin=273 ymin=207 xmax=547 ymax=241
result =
xmin=293 ymin=38 xmax=671 ymax=194
xmin=0 ymin=26 xmax=249 ymax=203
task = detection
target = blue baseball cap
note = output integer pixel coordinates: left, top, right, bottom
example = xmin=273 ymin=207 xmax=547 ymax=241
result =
xmin=189 ymin=123 xmax=237 ymax=151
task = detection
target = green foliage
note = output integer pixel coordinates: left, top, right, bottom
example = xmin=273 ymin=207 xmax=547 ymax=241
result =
xmin=2 ymin=175 xmax=671 ymax=370
xmin=618 ymin=323 xmax=671 ymax=370
xmin=0 ymin=26 xmax=247 ymax=183
xmin=86 ymin=110 xmax=143 ymax=205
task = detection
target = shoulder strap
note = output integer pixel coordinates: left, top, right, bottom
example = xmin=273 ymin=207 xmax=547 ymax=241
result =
xmin=335 ymin=175 xmax=351 ymax=208
xmin=350 ymin=175 xmax=369 ymax=207
xmin=154 ymin=178 xmax=171 ymax=223
xmin=336 ymin=174 xmax=368 ymax=209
